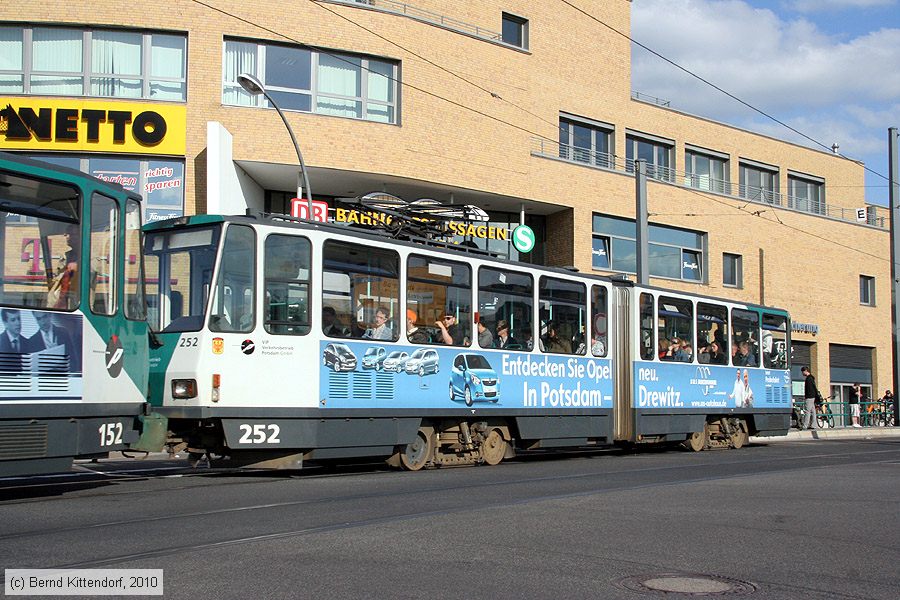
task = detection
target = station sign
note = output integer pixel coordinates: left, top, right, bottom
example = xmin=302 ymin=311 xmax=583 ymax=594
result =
xmin=0 ymin=98 xmax=186 ymax=156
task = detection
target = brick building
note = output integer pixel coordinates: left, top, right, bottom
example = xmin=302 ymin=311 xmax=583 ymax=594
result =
xmin=0 ymin=0 xmax=891 ymax=404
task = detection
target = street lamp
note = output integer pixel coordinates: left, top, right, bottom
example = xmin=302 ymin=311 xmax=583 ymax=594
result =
xmin=237 ymin=72 xmax=313 ymax=219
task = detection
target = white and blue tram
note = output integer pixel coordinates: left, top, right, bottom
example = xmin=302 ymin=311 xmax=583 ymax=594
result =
xmin=0 ymin=152 xmax=149 ymax=477
xmin=142 ymin=212 xmax=791 ymax=469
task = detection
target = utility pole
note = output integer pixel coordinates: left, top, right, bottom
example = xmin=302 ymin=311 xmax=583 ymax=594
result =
xmin=889 ymin=127 xmax=899 ymax=426
xmin=635 ymin=159 xmax=649 ymax=285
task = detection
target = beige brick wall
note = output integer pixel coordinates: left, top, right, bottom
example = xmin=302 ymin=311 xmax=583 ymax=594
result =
xmin=2 ymin=0 xmax=891 ymax=393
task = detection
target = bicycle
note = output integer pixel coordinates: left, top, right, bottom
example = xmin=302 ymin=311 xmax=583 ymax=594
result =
xmin=869 ymin=397 xmax=895 ymax=427
xmin=816 ymin=396 xmax=835 ymax=429
xmin=793 ymin=395 xmax=835 ymax=430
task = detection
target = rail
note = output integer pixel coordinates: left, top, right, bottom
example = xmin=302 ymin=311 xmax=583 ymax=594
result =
xmin=532 ymin=137 xmax=890 ymax=230
xmin=322 ymin=0 xmax=503 ymax=43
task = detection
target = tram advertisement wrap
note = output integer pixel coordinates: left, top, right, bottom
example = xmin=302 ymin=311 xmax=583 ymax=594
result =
xmin=319 ymin=341 xmax=613 ymax=410
xmin=0 ymin=309 xmax=83 ymax=399
xmin=632 ymin=361 xmax=791 ymax=409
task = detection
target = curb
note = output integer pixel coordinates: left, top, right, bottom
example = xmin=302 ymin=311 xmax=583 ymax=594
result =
xmin=751 ymin=427 xmax=900 ymax=443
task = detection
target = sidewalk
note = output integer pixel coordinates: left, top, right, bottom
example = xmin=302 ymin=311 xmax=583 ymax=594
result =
xmin=751 ymin=426 xmax=900 ymax=443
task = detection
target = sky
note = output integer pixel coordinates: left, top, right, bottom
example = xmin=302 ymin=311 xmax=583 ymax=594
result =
xmin=630 ymin=0 xmax=900 ymax=205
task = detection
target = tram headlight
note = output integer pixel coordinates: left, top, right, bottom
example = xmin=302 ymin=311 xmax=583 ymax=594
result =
xmin=171 ymin=379 xmax=197 ymax=399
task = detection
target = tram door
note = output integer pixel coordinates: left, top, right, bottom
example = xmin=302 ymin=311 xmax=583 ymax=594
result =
xmin=612 ymin=284 xmax=634 ymax=441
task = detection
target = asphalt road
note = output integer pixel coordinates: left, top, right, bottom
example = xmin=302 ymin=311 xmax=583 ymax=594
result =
xmin=1 ymin=437 xmax=898 ymax=600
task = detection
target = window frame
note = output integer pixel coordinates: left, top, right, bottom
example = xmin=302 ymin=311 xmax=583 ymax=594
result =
xmin=223 ymin=38 xmax=399 ymax=125
xmin=559 ymin=115 xmax=614 ymax=168
xmin=625 ymin=133 xmax=675 ymax=182
xmin=788 ymin=172 xmax=825 ymax=215
xmin=739 ymin=160 xmax=780 ymax=204
xmin=723 ymin=253 xmax=742 ymax=288
xmin=685 ymin=147 xmax=729 ymax=194
xmin=264 ymin=233 xmax=312 ymax=336
xmin=592 ymin=214 xmax=705 ymax=283
xmin=1 ymin=25 xmax=186 ymax=100
xmin=860 ymin=274 xmax=875 ymax=306
xmin=408 ymin=253 xmax=472 ymax=347
xmin=501 ymin=12 xmax=529 ymax=49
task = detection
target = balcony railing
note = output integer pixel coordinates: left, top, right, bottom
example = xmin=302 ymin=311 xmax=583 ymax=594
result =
xmin=532 ymin=137 xmax=889 ymax=229
xmin=324 ymin=0 xmax=503 ymax=42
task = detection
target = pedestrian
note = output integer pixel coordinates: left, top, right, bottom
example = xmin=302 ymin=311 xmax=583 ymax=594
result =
xmin=801 ymin=366 xmax=820 ymax=431
xmin=849 ymin=383 xmax=862 ymax=428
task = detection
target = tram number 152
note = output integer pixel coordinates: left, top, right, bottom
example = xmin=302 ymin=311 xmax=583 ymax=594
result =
xmin=98 ymin=422 xmax=124 ymax=447
xmin=238 ymin=424 xmax=281 ymax=444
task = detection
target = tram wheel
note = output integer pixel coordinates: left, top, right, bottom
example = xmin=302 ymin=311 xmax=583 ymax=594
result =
xmin=399 ymin=429 xmax=433 ymax=471
xmin=480 ymin=429 xmax=507 ymax=466
xmin=683 ymin=424 xmax=707 ymax=452
xmin=731 ymin=420 xmax=748 ymax=449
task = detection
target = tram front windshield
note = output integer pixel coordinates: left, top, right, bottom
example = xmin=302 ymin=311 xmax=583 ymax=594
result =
xmin=0 ymin=169 xmax=80 ymax=309
xmin=144 ymin=225 xmax=221 ymax=333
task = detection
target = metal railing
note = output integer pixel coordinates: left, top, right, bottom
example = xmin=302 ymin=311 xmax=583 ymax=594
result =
xmin=532 ymin=137 xmax=889 ymax=230
xmin=631 ymin=91 xmax=670 ymax=107
xmin=324 ymin=0 xmax=503 ymax=42
xmin=793 ymin=398 xmax=897 ymax=428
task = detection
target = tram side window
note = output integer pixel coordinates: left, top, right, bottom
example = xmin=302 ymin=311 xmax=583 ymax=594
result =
xmin=639 ymin=293 xmax=655 ymax=360
xmin=539 ymin=276 xmax=586 ymax=355
xmin=591 ymin=285 xmax=608 ymax=357
xmin=0 ymin=169 xmax=80 ymax=310
xmin=658 ymin=296 xmax=694 ymax=362
xmin=124 ymin=199 xmax=146 ymax=320
xmin=762 ymin=313 xmax=789 ymax=369
xmin=478 ymin=267 xmax=532 ymax=350
xmin=408 ymin=255 xmax=471 ymax=346
xmin=263 ymin=234 xmax=310 ymax=336
xmin=696 ymin=302 xmax=728 ymax=365
xmin=731 ymin=308 xmax=759 ymax=367
xmin=210 ymin=225 xmax=256 ymax=333
xmin=89 ymin=193 xmax=117 ymax=316
xmin=323 ymin=241 xmax=399 ymax=341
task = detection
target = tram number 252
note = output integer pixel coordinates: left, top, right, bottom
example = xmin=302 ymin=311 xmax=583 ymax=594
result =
xmin=238 ymin=424 xmax=281 ymax=444
xmin=98 ymin=422 xmax=124 ymax=447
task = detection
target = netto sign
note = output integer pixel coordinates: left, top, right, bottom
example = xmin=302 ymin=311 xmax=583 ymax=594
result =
xmin=0 ymin=98 xmax=186 ymax=155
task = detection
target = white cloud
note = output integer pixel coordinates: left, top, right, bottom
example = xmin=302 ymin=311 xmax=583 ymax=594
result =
xmin=786 ymin=0 xmax=896 ymax=12
xmin=630 ymin=0 xmax=900 ymax=188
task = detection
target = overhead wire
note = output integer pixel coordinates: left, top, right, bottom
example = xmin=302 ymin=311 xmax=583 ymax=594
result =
xmin=190 ymin=0 xmax=891 ymax=260
xmin=558 ymin=0 xmax=891 ymax=184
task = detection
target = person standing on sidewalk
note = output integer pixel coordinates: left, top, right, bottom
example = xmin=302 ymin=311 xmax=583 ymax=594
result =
xmin=801 ymin=366 xmax=820 ymax=430
xmin=849 ymin=383 xmax=862 ymax=428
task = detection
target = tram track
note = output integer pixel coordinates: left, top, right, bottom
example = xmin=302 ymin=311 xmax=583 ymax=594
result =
xmin=2 ymin=449 xmax=895 ymax=581
xmin=1 ymin=443 xmax=898 ymax=551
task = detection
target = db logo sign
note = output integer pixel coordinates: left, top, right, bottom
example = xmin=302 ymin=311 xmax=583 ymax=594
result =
xmin=212 ymin=338 xmax=224 ymax=355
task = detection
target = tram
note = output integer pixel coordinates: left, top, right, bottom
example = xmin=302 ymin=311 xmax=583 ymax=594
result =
xmin=141 ymin=199 xmax=791 ymax=470
xmin=0 ymin=152 xmax=149 ymax=477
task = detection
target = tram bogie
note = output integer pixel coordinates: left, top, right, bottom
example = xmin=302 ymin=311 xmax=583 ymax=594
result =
xmin=140 ymin=211 xmax=792 ymax=472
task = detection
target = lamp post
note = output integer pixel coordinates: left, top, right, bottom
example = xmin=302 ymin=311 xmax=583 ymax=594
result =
xmin=237 ymin=72 xmax=313 ymax=219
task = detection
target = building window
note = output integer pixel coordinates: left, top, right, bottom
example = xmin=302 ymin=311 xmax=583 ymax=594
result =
xmin=723 ymin=253 xmax=742 ymax=288
xmin=626 ymin=133 xmax=674 ymax=182
xmin=224 ymin=39 xmax=398 ymax=124
xmin=860 ymin=275 xmax=875 ymax=306
xmin=685 ymin=148 xmax=729 ymax=194
xmin=739 ymin=161 xmax=779 ymax=204
xmin=0 ymin=25 xmax=186 ymax=100
xmin=501 ymin=13 xmax=528 ymax=49
xmin=592 ymin=214 xmax=705 ymax=282
xmin=559 ymin=116 xmax=613 ymax=168
xmin=789 ymin=173 xmax=825 ymax=215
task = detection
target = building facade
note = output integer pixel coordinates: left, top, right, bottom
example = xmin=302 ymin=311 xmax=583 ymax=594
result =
xmin=1 ymin=0 xmax=892 ymax=406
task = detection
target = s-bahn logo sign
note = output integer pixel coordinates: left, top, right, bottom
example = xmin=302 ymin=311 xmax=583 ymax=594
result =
xmin=0 ymin=98 xmax=186 ymax=155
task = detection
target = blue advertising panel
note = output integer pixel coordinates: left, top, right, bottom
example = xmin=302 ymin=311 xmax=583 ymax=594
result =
xmin=319 ymin=340 xmax=614 ymax=410
xmin=633 ymin=360 xmax=791 ymax=410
